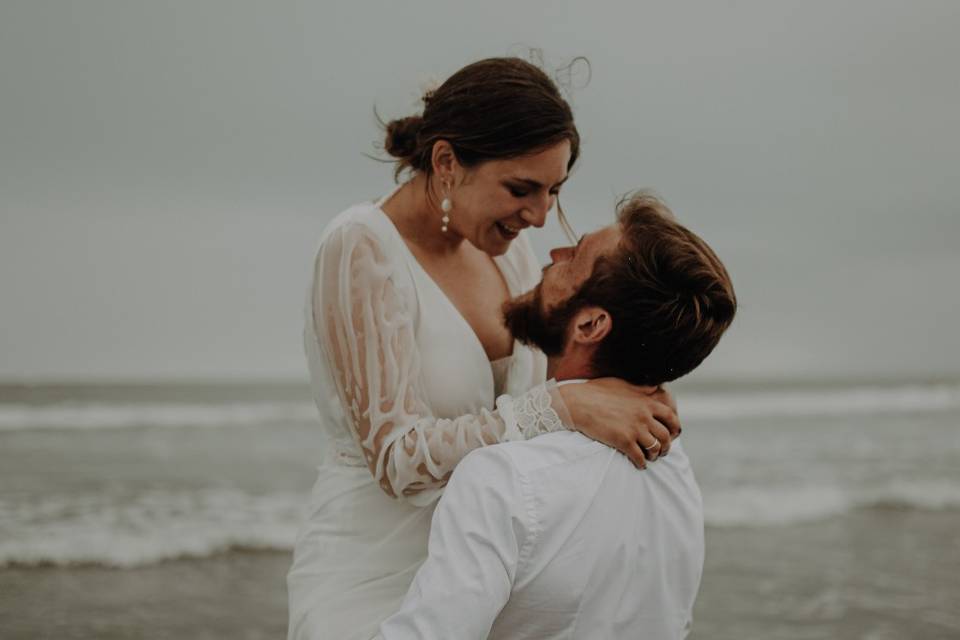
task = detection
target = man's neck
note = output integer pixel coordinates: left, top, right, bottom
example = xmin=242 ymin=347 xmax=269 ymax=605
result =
xmin=547 ymin=354 xmax=594 ymax=382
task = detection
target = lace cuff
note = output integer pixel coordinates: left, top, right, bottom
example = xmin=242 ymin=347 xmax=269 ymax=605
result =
xmin=496 ymin=379 xmax=570 ymax=441
xmin=546 ymin=379 xmax=575 ymax=430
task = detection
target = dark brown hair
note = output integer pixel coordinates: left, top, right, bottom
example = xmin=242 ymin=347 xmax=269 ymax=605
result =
xmin=566 ymin=193 xmax=737 ymax=385
xmin=382 ymin=57 xmax=580 ymax=180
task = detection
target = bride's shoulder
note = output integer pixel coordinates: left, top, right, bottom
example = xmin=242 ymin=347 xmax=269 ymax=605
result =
xmin=311 ymin=195 xmax=410 ymax=264
xmin=319 ymin=198 xmax=395 ymax=246
xmin=310 ymin=197 xmax=412 ymax=285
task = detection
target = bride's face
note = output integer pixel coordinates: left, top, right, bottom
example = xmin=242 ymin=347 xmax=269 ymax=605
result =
xmin=447 ymin=141 xmax=571 ymax=256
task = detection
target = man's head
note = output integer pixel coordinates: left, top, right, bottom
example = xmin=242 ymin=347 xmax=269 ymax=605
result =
xmin=503 ymin=192 xmax=737 ymax=386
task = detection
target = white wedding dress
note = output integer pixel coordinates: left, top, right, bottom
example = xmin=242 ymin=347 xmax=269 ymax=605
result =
xmin=287 ymin=187 xmax=571 ymax=640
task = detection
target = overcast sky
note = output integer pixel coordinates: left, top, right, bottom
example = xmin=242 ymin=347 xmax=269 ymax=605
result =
xmin=1 ymin=0 xmax=958 ymax=382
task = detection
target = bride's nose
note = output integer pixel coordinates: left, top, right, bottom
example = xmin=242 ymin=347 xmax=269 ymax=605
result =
xmin=519 ymin=193 xmax=554 ymax=229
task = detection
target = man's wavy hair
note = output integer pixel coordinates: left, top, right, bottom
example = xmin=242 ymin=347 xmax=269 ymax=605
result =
xmin=565 ymin=192 xmax=737 ymax=385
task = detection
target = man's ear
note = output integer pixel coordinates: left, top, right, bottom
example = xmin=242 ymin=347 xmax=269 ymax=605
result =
xmin=571 ymin=306 xmax=611 ymax=345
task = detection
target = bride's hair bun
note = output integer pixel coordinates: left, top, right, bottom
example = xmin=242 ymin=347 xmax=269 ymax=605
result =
xmin=384 ymin=115 xmax=423 ymax=161
xmin=378 ymin=57 xmax=580 ymax=181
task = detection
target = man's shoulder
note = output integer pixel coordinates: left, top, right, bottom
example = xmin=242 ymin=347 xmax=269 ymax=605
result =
xmin=441 ymin=443 xmax=524 ymax=510
xmin=457 ymin=431 xmax=610 ymax=483
xmin=443 ymin=433 xmax=613 ymax=526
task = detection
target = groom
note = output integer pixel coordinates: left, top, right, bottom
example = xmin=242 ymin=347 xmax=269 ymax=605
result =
xmin=377 ymin=192 xmax=737 ymax=639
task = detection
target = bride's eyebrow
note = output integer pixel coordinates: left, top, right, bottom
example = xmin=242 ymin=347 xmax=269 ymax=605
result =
xmin=508 ymin=175 xmax=570 ymax=190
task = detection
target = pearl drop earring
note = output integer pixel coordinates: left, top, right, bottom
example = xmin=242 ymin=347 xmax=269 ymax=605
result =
xmin=440 ymin=182 xmax=452 ymax=233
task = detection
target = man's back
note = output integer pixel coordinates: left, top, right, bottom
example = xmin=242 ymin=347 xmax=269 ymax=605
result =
xmin=379 ymin=430 xmax=704 ymax=640
xmin=488 ymin=431 xmax=703 ymax=639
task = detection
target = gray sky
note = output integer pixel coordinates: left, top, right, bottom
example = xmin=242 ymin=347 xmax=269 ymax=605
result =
xmin=1 ymin=0 xmax=958 ymax=381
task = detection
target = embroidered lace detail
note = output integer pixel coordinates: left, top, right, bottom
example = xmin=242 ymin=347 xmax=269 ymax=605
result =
xmin=308 ymin=221 xmax=566 ymax=504
xmin=512 ymin=384 xmax=564 ymax=440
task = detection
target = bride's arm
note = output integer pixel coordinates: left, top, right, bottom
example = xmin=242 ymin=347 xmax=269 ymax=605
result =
xmin=313 ymin=223 xmax=566 ymax=502
xmin=558 ymin=379 xmax=681 ymax=467
xmin=313 ymin=223 xmax=682 ymax=501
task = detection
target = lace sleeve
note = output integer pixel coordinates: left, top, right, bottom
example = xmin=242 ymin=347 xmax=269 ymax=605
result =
xmin=312 ymin=222 xmax=566 ymax=503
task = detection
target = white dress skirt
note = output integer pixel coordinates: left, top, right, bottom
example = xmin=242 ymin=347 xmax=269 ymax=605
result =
xmin=287 ymin=187 xmax=570 ymax=640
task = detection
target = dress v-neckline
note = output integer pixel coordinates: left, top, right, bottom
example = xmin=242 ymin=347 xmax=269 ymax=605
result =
xmin=374 ymin=186 xmax=517 ymax=367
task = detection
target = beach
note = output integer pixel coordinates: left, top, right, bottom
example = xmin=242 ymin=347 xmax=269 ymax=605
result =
xmin=2 ymin=379 xmax=959 ymax=639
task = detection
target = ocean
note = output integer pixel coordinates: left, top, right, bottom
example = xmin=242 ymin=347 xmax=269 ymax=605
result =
xmin=1 ymin=378 xmax=959 ymax=639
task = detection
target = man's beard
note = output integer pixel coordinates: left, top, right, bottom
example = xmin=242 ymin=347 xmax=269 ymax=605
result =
xmin=502 ymin=283 xmax=581 ymax=358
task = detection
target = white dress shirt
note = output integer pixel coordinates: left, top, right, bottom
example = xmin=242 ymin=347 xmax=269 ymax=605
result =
xmin=377 ymin=427 xmax=704 ymax=639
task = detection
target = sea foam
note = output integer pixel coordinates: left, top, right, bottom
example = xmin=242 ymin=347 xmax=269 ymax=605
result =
xmin=2 ymin=480 xmax=959 ymax=568
xmin=1 ymin=384 xmax=957 ymax=433
xmin=0 ymin=488 xmax=305 ymax=568
xmin=0 ymin=401 xmax=319 ymax=431
xmin=681 ymin=383 xmax=960 ymax=421
xmin=702 ymin=479 xmax=960 ymax=527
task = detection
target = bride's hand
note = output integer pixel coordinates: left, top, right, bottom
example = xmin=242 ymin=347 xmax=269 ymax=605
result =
xmin=557 ymin=378 xmax=680 ymax=469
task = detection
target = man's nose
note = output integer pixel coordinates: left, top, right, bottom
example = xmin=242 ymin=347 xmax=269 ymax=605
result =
xmin=549 ymin=246 xmax=573 ymax=263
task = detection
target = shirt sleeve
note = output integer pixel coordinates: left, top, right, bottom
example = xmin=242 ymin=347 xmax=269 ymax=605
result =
xmin=376 ymin=446 xmax=527 ymax=640
xmin=312 ymin=222 xmax=569 ymax=503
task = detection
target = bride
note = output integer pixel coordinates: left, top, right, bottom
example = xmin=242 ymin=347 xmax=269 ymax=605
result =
xmin=287 ymin=57 xmax=681 ymax=640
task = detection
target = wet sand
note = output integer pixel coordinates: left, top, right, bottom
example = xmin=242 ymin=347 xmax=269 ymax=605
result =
xmin=1 ymin=551 xmax=290 ymax=640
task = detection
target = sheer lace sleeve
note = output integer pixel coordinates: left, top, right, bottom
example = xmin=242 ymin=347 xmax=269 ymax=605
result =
xmin=312 ymin=222 xmax=567 ymax=503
